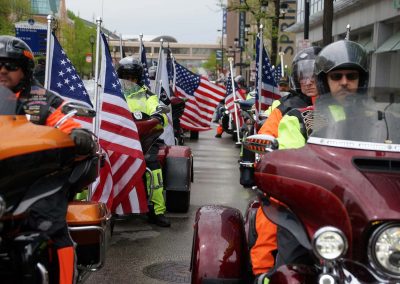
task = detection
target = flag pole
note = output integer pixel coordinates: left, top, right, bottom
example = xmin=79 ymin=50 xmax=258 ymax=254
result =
xmin=139 ymin=33 xmax=143 ymax=58
xmin=89 ymin=17 xmax=103 ymax=201
xmin=171 ymin=53 xmax=176 ymax=93
xmin=44 ymin=15 xmax=54 ymax=89
xmin=228 ymin=57 xmax=241 ymax=144
xmin=257 ymin=24 xmax=264 ymax=118
xmin=119 ymin=33 xmax=123 ymax=59
xmin=154 ymin=38 xmax=163 ymax=95
xmin=93 ymin=17 xmax=102 ymax=137
xmin=279 ymin=51 xmax=285 ymax=78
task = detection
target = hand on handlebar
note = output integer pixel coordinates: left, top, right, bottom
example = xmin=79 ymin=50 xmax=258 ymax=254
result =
xmin=151 ymin=113 xmax=165 ymax=126
xmin=70 ymin=128 xmax=97 ymax=156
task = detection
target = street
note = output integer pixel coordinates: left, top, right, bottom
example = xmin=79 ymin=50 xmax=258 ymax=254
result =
xmin=85 ymin=126 xmax=257 ymax=284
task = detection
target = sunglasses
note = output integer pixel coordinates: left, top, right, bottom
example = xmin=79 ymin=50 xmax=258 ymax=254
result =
xmin=328 ymin=72 xmax=359 ymax=81
xmin=0 ymin=61 xmax=21 ymax=71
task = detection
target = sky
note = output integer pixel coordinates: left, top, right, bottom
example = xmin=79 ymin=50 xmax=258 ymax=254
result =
xmin=66 ymin=0 xmax=224 ymax=44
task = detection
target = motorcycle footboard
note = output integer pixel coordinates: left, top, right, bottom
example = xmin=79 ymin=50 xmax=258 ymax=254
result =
xmin=164 ymin=146 xmax=193 ymax=213
xmin=66 ymin=201 xmax=111 ymax=271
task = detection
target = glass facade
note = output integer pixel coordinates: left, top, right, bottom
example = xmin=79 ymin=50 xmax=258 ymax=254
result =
xmin=296 ymin=0 xmax=336 ymax=22
xmin=31 ymin=0 xmax=60 ymax=15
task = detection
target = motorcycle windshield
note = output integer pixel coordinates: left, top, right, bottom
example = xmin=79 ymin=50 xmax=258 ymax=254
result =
xmin=0 ymin=86 xmax=17 ymax=115
xmin=308 ymin=87 xmax=400 ymax=151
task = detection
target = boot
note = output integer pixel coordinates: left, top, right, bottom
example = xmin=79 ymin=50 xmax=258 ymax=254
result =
xmin=148 ymin=213 xmax=171 ymax=227
xmin=147 ymin=204 xmax=170 ymax=227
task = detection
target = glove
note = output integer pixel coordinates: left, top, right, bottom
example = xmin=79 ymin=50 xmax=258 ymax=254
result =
xmin=70 ymin=128 xmax=97 ymax=155
xmin=151 ymin=113 xmax=165 ymax=126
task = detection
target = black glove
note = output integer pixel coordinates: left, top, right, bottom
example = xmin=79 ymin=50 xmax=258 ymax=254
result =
xmin=151 ymin=113 xmax=165 ymax=126
xmin=70 ymin=128 xmax=97 ymax=155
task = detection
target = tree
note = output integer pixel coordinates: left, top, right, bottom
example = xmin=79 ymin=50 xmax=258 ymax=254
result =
xmin=225 ymin=0 xmax=281 ymax=65
xmin=322 ymin=0 xmax=334 ymax=47
xmin=0 ymin=0 xmax=30 ymax=35
xmin=58 ymin=11 xmax=96 ymax=78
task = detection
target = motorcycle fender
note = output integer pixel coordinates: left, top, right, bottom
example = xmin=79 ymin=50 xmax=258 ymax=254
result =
xmin=191 ymin=205 xmax=250 ymax=284
xmin=164 ymin=146 xmax=192 ymax=192
xmin=164 ymin=146 xmax=193 ymax=212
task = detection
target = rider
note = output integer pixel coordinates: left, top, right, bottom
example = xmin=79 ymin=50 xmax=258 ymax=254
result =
xmin=0 ymin=35 xmax=95 ymax=284
xmin=250 ymin=46 xmax=321 ymax=281
xmin=258 ymin=46 xmax=321 ymax=136
xmin=215 ymin=75 xmax=248 ymax=138
xmin=255 ymin=40 xmax=369 ymax=284
xmin=117 ymin=56 xmax=170 ymax=227
xmin=277 ymin=39 xmax=369 ymax=149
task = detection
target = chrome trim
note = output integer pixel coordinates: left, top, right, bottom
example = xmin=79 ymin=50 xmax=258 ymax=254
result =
xmin=308 ymin=137 xmax=400 ymax=152
xmin=368 ymin=222 xmax=400 ymax=279
xmin=36 ymin=262 xmax=49 ymax=284
xmin=239 ymin=162 xmax=254 ymax=168
xmin=312 ymin=226 xmax=348 ymax=261
xmin=68 ymin=225 xmax=106 ymax=272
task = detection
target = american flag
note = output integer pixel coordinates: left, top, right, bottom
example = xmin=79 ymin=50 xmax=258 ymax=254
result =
xmin=174 ymin=62 xmax=225 ymax=131
xmin=225 ymin=73 xmax=246 ymax=127
xmin=166 ymin=47 xmax=174 ymax=83
xmin=99 ymin=32 xmax=147 ymax=214
xmin=48 ymin=32 xmax=147 ymax=214
xmin=255 ymin=37 xmax=281 ymax=111
xmin=274 ymin=64 xmax=282 ymax=83
xmin=140 ymin=42 xmax=151 ymax=88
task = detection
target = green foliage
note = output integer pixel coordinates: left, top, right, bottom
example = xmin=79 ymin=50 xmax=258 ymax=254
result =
xmin=202 ymin=51 xmax=217 ymax=70
xmin=0 ymin=0 xmax=31 ymax=35
xmin=59 ymin=11 xmax=97 ymax=78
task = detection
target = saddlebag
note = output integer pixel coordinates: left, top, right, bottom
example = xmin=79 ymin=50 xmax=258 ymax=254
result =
xmin=164 ymin=146 xmax=193 ymax=213
xmin=66 ymin=201 xmax=111 ymax=271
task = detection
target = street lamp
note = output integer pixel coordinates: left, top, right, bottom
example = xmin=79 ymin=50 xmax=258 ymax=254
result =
xmin=89 ymin=35 xmax=95 ymax=78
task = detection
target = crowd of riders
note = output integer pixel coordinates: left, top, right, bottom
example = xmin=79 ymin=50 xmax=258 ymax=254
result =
xmin=0 ymin=34 xmax=178 ymax=283
xmin=210 ymin=36 xmax=370 ymax=283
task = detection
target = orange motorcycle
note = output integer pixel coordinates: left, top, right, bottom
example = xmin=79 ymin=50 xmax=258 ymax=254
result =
xmin=0 ymin=86 xmax=110 ymax=283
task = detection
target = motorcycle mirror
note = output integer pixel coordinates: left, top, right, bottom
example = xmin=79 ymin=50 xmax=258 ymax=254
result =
xmin=243 ymin=134 xmax=279 ymax=153
xmin=62 ymin=102 xmax=96 ymax=118
xmin=156 ymin=105 xmax=170 ymax=114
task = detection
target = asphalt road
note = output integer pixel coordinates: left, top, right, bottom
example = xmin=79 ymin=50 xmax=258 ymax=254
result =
xmin=85 ymin=126 xmax=257 ymax=284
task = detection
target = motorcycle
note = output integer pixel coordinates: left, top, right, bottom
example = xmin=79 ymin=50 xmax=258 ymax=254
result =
xmin=0 ymin=86 xmax=110 ymax=283
xmin=236 ymin=98 xmax=257 ymax=188
xmin=191 ymin=87 xmax=400 ymax=283
xmin=170 ymin=96 xmax=186 ymax=146
xmin=133 ymin=105 xmax=193 ymax=213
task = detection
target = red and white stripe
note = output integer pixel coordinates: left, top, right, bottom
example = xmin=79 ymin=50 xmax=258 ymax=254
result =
xmin=175 ymin=77 xmax=225 ymax=131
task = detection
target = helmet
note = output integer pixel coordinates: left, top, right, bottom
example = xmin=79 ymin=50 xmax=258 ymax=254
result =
xmin=117 ymin=56 xmax=143 ymax=83
xmin=234 ymin=75 xmax=246 ymax=87
xmin=314 ymin=40 xmax=369 ymax=94
xmin=0 ymin=36 xmax=35 ymax=78
xmin=290 ymin=46 xmax=322 ymax=93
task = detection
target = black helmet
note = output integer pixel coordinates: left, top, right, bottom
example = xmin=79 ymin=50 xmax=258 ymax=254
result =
xmin=314 ymin=40 xmax=369 ymax=94
xmin=234 ymin=75 xmax=246 ymax=87
xmin=290 ymin=46 xmax=322 ymax=93
xmin=117 ymin=56 xmax=143 ymax=83
xmin=0 ymin=36 xmax=35 ymax=80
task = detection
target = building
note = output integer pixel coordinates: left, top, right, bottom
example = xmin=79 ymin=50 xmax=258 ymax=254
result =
xmin=225 ymin=0 xmax=297 ymax=84
xmin=107 ymin=37 xmax=219 ymax=70
xmin=287 ymin=0 xmax=400 ymax=88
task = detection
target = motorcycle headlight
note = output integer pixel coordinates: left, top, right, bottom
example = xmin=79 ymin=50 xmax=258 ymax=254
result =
xmin=312 ymin=226 xmax=347 ymax=261
xmin=224 ymin=110 xmax=230 ymax=115
xmin=369 ymin=223 xmax=400 ymax=278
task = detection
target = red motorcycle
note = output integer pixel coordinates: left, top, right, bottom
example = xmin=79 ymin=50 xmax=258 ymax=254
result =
xmin=134 ymin=105 xmax=193 ymax=213
xmin=191 ymin=88 xmax=400 ymax=283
